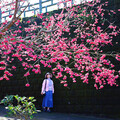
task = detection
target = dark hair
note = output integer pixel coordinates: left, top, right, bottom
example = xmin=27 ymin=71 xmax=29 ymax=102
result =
xmin=45 ymin=72 xmax=52 ymax=79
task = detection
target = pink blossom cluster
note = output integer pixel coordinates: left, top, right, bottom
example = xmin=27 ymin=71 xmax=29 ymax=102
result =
xmin=0 ymin=0 xmax=119 ymax=89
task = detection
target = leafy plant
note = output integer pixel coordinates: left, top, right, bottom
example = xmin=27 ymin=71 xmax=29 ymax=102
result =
xmin=1 ymin=95 xmax=39 ymax=120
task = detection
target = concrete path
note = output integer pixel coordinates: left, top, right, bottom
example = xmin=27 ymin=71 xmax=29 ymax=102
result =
xmin=0 ymin=105 xmax=118 ymax=120
xmin=33 ymin=112 xmax=115 ymax=120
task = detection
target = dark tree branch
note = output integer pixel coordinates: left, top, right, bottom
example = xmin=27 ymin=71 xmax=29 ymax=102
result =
xmin=0 ymin=0 xmax=29 ymax=39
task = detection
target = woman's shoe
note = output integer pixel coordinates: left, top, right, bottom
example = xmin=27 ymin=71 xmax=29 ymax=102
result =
xmin=42 ymin=107 xmax=46 ymax=112
xmin=47 ymin=109 xmax=51 ymax=112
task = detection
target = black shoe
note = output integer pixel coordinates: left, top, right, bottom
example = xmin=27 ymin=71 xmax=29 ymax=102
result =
xmin=42 ymin=108 xmax=46 ymax=112
xmin=47 ymin=109 xmax=51 ymax=112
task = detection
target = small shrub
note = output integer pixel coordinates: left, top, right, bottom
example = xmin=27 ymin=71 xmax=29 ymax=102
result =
xmin=1 ymin=95 xmax=39 ymax=120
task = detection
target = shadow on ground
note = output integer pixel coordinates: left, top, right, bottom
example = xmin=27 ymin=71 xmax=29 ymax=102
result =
xmin=0 ymin=105 xmax=118 ymax=120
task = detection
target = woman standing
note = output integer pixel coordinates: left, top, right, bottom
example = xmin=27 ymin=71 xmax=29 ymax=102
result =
xmin=41 ymin=72 xmax=54 ymax=112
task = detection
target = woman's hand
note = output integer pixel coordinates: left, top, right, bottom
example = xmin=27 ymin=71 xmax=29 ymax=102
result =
xmin=41 ymin=92 xmax=44 ymax=95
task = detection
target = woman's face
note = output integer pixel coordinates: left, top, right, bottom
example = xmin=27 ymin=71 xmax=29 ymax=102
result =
xmin=47 ymin=74 xmax=51 ymax=78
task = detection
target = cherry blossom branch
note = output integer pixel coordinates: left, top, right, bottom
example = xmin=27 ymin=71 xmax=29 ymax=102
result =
xmin=33 ymin=10 xmax=72 ymax=42
xmin=0 ymin=0 xmax=19 ymax=33
xmin=34 ymin=27 xmax=59 ymax=41
xmin=0 ymin=0 xmax=29 ymax=39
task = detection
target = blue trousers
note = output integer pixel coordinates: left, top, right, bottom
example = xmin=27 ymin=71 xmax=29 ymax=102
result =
xmin=42 ymin=91 xmax=53 ymax=108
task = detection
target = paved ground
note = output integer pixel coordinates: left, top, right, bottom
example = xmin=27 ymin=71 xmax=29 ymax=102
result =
xmin=0 ymin=105 xmax=118 ymax=120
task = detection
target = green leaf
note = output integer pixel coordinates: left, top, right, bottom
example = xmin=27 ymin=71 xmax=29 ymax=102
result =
xmin=1 ymin=95 xmax=37 ymax=119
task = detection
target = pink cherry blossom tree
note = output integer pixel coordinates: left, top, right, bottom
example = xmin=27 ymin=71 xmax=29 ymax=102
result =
xmin=0 ymin=0 xmax=120 ymax=89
